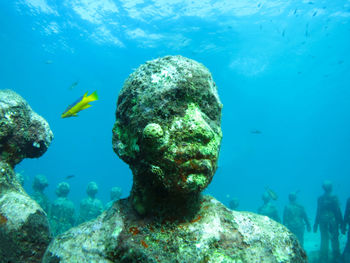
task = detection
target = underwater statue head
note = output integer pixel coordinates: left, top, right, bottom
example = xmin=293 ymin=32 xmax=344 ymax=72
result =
xmin=0 ymin=90 xmax=53 ymax=167
xmin=56 ymin=182 xmax=70 ymax=197
xmin=110 ymin=186 xmax=122 ymax=201
xmin=322 ymin=180 xmax=333 ymax=194
xmin=288 ymin=192 xmax=297 ymax=203
xmin=229 ymin=197 xmax=240 ymax=210
xmin=113 ymin=55 xmax=222 ymax=216
xmin=262 ymin=191 xmax=271 ymax=203
xmin=86 ymin=181 xmax=99 ymax=198
xmin=32 ymin=174 xmax=48 ymax=192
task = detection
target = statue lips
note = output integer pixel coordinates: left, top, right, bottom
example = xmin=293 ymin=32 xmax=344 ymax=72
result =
xmin=175 ymin=144 xmax=216 ymax=161
xmin=182 ymin=159 xmax=212 ymax=174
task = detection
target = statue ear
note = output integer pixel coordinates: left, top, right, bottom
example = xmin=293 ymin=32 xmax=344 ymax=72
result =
xmin=142 ymin=123 xmax=164 ymax=147
xmin=112 ymin=121 xmax=140 ymax=165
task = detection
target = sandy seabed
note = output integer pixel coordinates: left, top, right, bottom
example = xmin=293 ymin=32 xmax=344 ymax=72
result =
xmin=304 ymin=231 xmax=347 ymax=260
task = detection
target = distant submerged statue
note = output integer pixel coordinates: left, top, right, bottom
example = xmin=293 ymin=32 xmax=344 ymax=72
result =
xmin=105 ymin=186 xmax=122 ymax=210
xmin=343 ymin=197 xmax=350 ymax=262
xmin=50 ymin=182 xmax=75 ymax=236
xmin=314 ymin=180 xmax=344 ymax=263
xmin=43 ymin=56 xmax=306 ymax=262
xmin=258 ymin=190 xmax=281 ymax=223
xmin=283 ymin=192 xmax=311 ymax=247
xmin=77 ymin=181 xmax=104 ymax=224
xmin=32 ymin=174 xmax=50 ymax=214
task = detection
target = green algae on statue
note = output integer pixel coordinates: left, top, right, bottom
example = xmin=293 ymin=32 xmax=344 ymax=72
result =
xmin=77 ymin=181 xmax=104 ymax=224
xmin=113 ymin=55 xmax=222 ymax=217
xmin=44 ymin=56 xmax=307 ymax=263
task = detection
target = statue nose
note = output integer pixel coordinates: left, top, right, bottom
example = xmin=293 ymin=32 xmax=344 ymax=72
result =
xmin=184 ymin=115 xmax=213 ymax=144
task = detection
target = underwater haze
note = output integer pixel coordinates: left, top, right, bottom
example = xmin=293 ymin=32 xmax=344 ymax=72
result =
xmin=1 ymin=0 xmax=350 ymax=253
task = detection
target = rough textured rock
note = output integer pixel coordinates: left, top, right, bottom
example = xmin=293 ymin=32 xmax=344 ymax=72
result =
xmin=0 ymin=89 xmax=53 ymax=167
xmin=0 ymin=89 xmax=53 ymax=262
xmin=0 ymin=162 xmax=51 ymax=263
xmin=43 ymin=56 xmax=307 ymax=262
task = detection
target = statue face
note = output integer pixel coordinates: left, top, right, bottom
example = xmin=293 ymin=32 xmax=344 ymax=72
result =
xmin=113 ymin=56 xmax=223 ymax=197
xmin=140 ymin=103 xmax=222 ymax=194
xmin=87 ymin=182 xmax=98 ymax=197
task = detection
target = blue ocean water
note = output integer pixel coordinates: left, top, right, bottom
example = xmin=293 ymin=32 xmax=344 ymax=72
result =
xmin=1 ymin=0 xmax=349 ymax=252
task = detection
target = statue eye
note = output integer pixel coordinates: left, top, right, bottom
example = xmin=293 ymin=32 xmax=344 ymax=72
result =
xmin=198 ymin=94 xmax=221 ymax=123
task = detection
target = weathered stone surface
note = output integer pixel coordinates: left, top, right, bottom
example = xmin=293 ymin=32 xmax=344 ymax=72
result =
xmin=113 ymin=55 xmax=222 ymax=217
xmin=43 ymin=196 xmax=306 ymax=262
xmin=0 ymin=162 xmax=51 ymax=263
xmin=43 ymin=56 xmax=307 ymax=262
xmin=113 ymin=55 xmax=222 ymax=168
xmin=0 ymin=89 xmax=53 ymax=262
xmin=0 ymin=89 xmax=53 ymax=167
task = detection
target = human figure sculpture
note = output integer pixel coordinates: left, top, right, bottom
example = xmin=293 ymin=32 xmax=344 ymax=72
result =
xmin=49 ymin=182 xmax=75 ymax=236
xmin=105 ymin=186 xmax=122 ymax=210
xmin=32 ymin=174 xmax=50 ymax=214
xmin=229 ymin=197 xmax=239 ymax=210
xmin=258 ymin=191 xmax=281 ymax=223
xmin=342 ymin=197 xmax=350 ymax=262
xmin=283 ymin=192 xmax=311 ymax=247
xmin=0 ymin=89 xmax=53 ymax=262
xmin=43 ymin=56 xmax=306 ymax=262
xmin=77 ymin=181 xmax=103 ymax=224
xmin=313 ymin=180 xmax=344 ymax=263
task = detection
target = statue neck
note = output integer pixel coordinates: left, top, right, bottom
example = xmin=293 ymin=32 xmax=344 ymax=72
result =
xmin=130 ymin=174 xmax=200 ymax=219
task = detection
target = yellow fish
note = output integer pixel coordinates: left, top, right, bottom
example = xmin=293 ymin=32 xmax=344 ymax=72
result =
xmin=61 ymin=91 xmax=98 ymax=118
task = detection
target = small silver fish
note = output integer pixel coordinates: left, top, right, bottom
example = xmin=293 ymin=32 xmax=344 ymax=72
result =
xmin=251 ymin=129 xmax=262 ymax=134
xmin=305 ymin=23 xmax=309 ymax=37
xmin=69 ymin=81 xmax=79 ymax=90
xmin=65 ymin=174 xmax=75 ymax=180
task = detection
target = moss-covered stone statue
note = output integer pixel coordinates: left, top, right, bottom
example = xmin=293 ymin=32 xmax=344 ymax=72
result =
xmin=0 ymin=89 xmax=53 ymax=262
xmin=77 ymin=181 xmax=104 ymax=224
xmin=50 ymin=182 xmax=75 ymax=236
xmin=32 ymin=174 xmax=50 ymax=214
xmin=105 ymin=186 xmax=122 ymax=210
xmin=43 ymin=56 xmax=307 ymax=262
